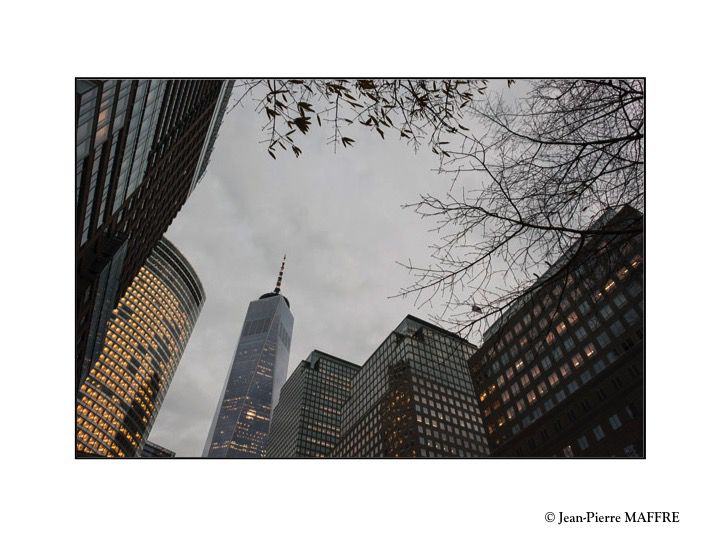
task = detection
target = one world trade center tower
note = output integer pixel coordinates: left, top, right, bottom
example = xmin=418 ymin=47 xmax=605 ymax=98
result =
xmin=203 ymin=257 xmax=294 ymax=457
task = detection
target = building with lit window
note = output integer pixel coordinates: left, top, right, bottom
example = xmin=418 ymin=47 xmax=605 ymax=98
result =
xmin=267 ymin=351 xmax=360 ymax=458
xmin=76 ymin=79 xmax=233 ymax=391
xmin=76 ymin=237 xmax=205 ymax=457
xmin=467 ymin=206 xmax=644 ymax=457
xmin=141 ymin=440 xmax=176 ymax=458
xmin=332 ymin=315 xmax=490 ymax=458
xmin=203 ymin=257 xmax=294 ymax=458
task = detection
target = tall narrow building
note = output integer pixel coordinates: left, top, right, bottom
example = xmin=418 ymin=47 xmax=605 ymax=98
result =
xmin=204 ymin=257 xmax=294 ymax=458
xmin=267 ymin=350 xmax=360 ymax=458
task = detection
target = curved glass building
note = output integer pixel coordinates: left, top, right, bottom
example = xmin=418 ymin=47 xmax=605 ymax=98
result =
xmin=76 ymin=237 xmax=204 ymax=457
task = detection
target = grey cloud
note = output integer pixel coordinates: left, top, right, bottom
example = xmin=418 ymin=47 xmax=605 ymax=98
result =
xmin=149 ymin=82 xmax=519 ymax=456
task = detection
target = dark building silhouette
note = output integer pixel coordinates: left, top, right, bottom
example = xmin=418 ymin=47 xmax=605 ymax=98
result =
xmin=467 ymin=206 xmax=644 ymax=457
xmin=76 ymin=237 xmax=204 ymax=457
xmin=332 ymin=315 xmax=490 ymax=458
xmin=203 ymin=257 xmax=294 ymax=458
xmin=76 ymin=79 xmax=233 ymax=391
xmin=141 ymin=440 xmax=176 ymax=458
xmin=266 ymin=351 xmax=360 ymax=457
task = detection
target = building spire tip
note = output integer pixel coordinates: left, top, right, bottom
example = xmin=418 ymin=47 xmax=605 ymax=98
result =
xmin=273 ymin=254 xmax=286 ymax=294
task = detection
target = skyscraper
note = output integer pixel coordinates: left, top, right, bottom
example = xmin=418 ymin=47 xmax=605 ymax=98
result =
xmin=76 ymin=237 xmax=205 ymax=457
xmin=204 ymin=257 xmax=294 ymax=458
xmin=267 ymin=350 xmax=360 ymax=458
xmin=332 ymin=315 xmax=491 ymax=458
xmin=76 ymin=79 xmax=233 ymax=391
xmin=467 ymin=206 xmax=644 ymax=457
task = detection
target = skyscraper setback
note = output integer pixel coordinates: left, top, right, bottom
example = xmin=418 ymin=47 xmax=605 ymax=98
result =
xmin=204 ymin=257 xmax=294 ymax=457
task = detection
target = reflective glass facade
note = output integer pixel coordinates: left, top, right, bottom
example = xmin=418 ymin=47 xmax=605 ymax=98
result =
xmin=468 ymin=206 xmax=644 ymax=457
xmin=267 ymin=351 xmax=360 ymax=457
xmin=76 ymin=238 xmax=204 ymax=457
xmin=204 ymin=292 xmax=294 ymax=458
xmin=333 ymin=315 xmax=490 ymax=458
xmin=76 ymin=79 xmax=233 ymax=391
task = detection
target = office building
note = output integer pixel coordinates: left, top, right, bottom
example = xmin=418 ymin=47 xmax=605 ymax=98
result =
xmin=76 ymin=79 xmax=233 ymax=391
xmin=204 ymin=257 xmax=294 ymax=458
xmin=332 ymin=315 xmax=490 ymax=458
xmin=267 ymin=351 xmax=360 ymax=457
xmin=140 ymin=440 xmax=176 ymax=458
xmin=76 ymin=237 xmax=205 ymax=457
xmin=467 ymin=206 xmax=644 ymax=457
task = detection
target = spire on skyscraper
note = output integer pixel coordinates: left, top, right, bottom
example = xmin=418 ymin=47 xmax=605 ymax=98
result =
xmin=273 ymin=254 xmax=286 ymax=294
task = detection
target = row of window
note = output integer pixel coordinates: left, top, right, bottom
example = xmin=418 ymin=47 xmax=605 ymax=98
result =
xmin=563 ymin=405 xmax=639 ymax=457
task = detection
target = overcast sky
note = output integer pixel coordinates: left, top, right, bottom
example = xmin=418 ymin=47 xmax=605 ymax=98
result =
xmin=149 ymin=81 xmax=519 ymax=456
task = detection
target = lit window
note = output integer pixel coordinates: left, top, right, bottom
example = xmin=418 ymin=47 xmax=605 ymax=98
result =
xmin=571 ymin=353 xmax=583 ymax=368
xmin=567 ymin=312 xmax=579 ymax=325
xmin=515 ymin=359 xmax=524 ymax=371
xmin=584 ymin=343 xmax=597 ymax=358
xmin=521 ymin=374 xmax=530 ymax=387
xmin=630 ymin=255 xmax=642 ymax=268
xmin=507 ymin=408 xmax=515 ymax=420
xmin=497 ymin=374 xmax=505 ymax=387
xmin=617 ymin=267 xmax=630 ymax=280
xmin=559 ymin=363 xmax=571 ymax=378
xmin=527 ymin=390 xmax=537 ymax=404
xmin=563 ymin=445 xmax=574 ymax=457
xmin=501 ymin=390 xmax=510 ymax=404
xmin=548 ymin=372 xmax=560 ymax=387
xmin=530 ymin=366 xmax=541 ymax=379
xmin=537 ymin=381 xmax=548 ymax=396
xmin=604 ymin=279 xmax=616 ymax=293
xmin=556 ymin=321 xmax=567 ymax=335
xmin=546 ymin=333 xmax=555 ymax=345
